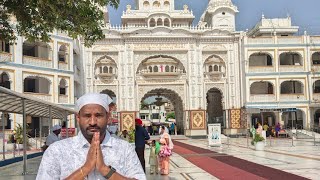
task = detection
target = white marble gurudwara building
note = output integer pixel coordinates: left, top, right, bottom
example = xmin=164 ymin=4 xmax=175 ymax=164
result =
xmin=84 ymin=0 xmax=243 ymax=137
xmin=1 ymin=0 xmax=319 ymax=137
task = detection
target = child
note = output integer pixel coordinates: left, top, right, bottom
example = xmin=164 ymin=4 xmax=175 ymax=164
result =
xmin=149 ymin=140 xmax=158 ymax=174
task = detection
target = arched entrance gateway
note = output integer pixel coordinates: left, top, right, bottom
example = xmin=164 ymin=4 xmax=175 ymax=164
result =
xmin=206 ymin=88 xmax=224 ymax=127
xmin=140 ymin=88 xmax=184 ymax=134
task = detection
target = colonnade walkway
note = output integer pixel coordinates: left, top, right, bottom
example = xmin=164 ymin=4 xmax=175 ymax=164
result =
xmin=1 ymin=136 xmax=319 ymax=179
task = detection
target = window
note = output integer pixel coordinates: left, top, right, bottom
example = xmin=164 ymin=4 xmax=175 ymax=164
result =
xmin=152 ymin=113 xmax=159 ymax=119
xmin=165 ymin=65 xmax=170 ymax=72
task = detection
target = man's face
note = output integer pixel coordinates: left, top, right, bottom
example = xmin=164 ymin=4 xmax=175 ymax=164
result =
xmin=76 ymin=104 xmax=110 ymax=142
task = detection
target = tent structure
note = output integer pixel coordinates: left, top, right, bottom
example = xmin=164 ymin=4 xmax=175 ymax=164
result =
xmin=0 ymin=86 xmax=76 ymax=174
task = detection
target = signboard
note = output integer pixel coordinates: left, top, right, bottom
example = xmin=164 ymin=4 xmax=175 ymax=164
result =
xmin=61 ymin=128 xmax=76 ymax=138
xmin=208 ymin=123 xmax=221 ymax=147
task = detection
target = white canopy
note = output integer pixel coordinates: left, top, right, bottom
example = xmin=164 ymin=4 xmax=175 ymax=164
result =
xmin=0 ymin=86 xmax=76 ymax=119
xmin=0 ymin=86 xmax=76 ymax=174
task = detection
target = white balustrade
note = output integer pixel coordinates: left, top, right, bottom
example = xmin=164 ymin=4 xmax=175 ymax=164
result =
xmin=280 ymin=94 xmax=306 ymax=101
xmin=312 ymin=93 xmax=320 ymax=102
xmin=0 ymin=52 xmax=12 ymax=62
xmin=247 ymin=37 xmax=274 ymax=44
xmin=279 ymin=66 xmax=304 ymax=72
xmin=24 ymin=92 xmax=52 ymax=102
xmin=277 ymin=36 xmax=303 ymax=44
xmin=23 ymin=56 xmax=52 ymax=68
xmin=310 ymin=36 xmax=320 ymax=44
xmin=249 ymin=94 xmax=276 ymax=102
xmin=248 ymin=66 xmax=274 ymax=73
xmin=311 ymin=66 xmax=320 ymax=72
xmin=58 ymin=62 xmax=69 ymax=70
xmin=58 ymin=95 xmax=69 ymax=104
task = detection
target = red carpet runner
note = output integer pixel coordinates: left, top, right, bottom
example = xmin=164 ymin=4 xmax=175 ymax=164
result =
xmin=172 ymin=140 xmax=308 ymax=180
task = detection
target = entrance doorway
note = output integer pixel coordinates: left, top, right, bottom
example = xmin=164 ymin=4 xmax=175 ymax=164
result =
xmin=206 ymin=88 xmax=224 ymax=127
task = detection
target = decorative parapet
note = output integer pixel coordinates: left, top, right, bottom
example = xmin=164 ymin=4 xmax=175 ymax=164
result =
xmin=312 ymin=93 xmax=320 ymax=102
xmin=23 ymin=56 xmax=53 ymax=68
xmin=58 ymin=61 xmax=69 ymax=71
xmin=24 ymin=92 xmax=53 ymax=102
xmin=279 ymin=66 xmax=304 ymax=72
xmin=58 ymin=95 xmax=69 ymax=104
xmin=279 ymin=94 xmax=306 ymax=101
xmin=248 ymin=66 xmax=275 ymax=73
xmin=0 ymin=52 xmax=12 ymax=62
xmin=139 ymin=71 xmax=182 ymax=79
xmin=249 ymin=94 xmax=276 ymax=102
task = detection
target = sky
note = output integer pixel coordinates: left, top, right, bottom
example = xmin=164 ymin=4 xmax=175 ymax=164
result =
xmin=108 ymin=0 xmax=320 ymax=34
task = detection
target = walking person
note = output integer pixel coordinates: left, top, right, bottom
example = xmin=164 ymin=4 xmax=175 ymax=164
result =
xmin=158 ymin=126 xmax=174 ymax=175
xmin=135 ymin=118 xmax=150 ymax=173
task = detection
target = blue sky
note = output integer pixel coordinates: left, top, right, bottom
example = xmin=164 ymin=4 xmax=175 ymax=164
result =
xmin=108 ymin=0 xmax=320 ymax=34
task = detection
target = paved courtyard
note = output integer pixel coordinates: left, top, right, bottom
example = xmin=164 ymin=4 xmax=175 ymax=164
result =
xmin=0 ymin=136 xmax=319 ymax=179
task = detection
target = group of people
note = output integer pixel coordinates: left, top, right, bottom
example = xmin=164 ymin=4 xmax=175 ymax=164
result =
xmin=148 ymin=126 xmax=174 ymax=175
xmin=37 ymin=92 xmax=174 ymax=179
xmin=145 ymin=122 xmax=177 ymax=136
xmin=132 ymin=118 xmax=174 ymax=175
xmin=255 ymin=122 xmax=282 ymax=137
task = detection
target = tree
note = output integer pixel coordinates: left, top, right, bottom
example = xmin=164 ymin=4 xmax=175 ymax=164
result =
xmin=166 ymin=112 xmax=175 ymax=120
xmin=0 ymin=0 xmax=120 ymax=47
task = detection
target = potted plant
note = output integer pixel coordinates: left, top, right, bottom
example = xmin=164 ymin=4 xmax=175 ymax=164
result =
xmin=13 ymin=124 xmax=29 ymax=150
xmin=251 ymin=133 xmax=265 ymax=151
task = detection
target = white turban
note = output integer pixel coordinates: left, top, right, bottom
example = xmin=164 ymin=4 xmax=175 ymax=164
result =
xmin=75 ymin=93 xmax=113 ymax=113
xmin=52 ymin=125 xmax=61 ymax=131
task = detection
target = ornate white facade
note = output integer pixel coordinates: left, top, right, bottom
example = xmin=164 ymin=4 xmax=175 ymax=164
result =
xmin=84 ymin=0 xmax=243 ymax=136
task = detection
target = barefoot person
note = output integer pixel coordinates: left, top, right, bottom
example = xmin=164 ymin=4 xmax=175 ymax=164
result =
xmin=36 ymin=93 xmax=146 ymax=180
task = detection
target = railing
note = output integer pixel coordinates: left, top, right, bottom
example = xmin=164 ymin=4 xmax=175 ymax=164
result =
xmin=311 ymin=65 xmax=320 ymax=72
xmin=0 ymin=52 xmax=12 ymax=62
xmin=279 ymin=94 xmax=306 ymax=101
xmin=310 ymin=36 xmax=320 ymax=44
xmin=248 ymin=66 xmax=274 ymax=72
xmin=312 ymin=93 xmax=320 ymax=102
xmin=247 ymin=37 xmax=274 ymax=44
xmin=277 ymin=36 xmax=304 ymax=44
xmin=279 ymin=65 xmax=304 ymax=72
xmin=58 ymin=62 xmax=69 ymax=70
xmin=249 ymin=94 xmax=276 ymax=102
xmin=23 ymin=92 xmax=52 ymax=102
xmin=23 ymin=56 xmax=52 ymax=68
xmin=140 ymin=72 xmax=182 ymax=77
xmin=58 ymin=95 xmax=69 ymax=104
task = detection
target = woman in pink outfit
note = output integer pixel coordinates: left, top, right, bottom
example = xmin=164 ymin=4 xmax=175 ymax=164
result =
xmin=158 ymin=126 xmax=174 ymax=175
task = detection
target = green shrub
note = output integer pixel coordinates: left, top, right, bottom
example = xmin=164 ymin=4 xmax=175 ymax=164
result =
xmin=251 ymin=133 xmax=265 ymax=145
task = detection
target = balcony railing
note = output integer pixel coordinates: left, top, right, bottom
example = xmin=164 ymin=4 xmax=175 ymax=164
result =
xmin=249 ymin=94 xmax=276 ymax=102
xmin=247 ymin=37 xmax=274 ymax=44
xmin=23 ymin=56 xmax=52 ymax=68
xmin=24 ymin=92 xmax=52 ymax=102
xmin=280 ymin=94 xmax=306 ymax=101
xmin=277 ymin=36 xmax=304 ymax=44
xmin=0 ymin=52 xmax=12 ymax=62
xmin=311 ymin=65 xmax=320 ymax=73
xmin=312 ymin=93 xmax=320 ymax=102
xmin=58 ymin=62 xmax=69 ymax=70
xmin=140 ymin=71 xmax=182 ymax=78
xmin=310 ymin=36 xmax=320 ymax=44
xmin=279 ymin=66 xmax=304 ymax=72
xmin=58 ymin=95 xmax=69 ymax=104
xmin=248 ymin=66 xmax=274 ymax=73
